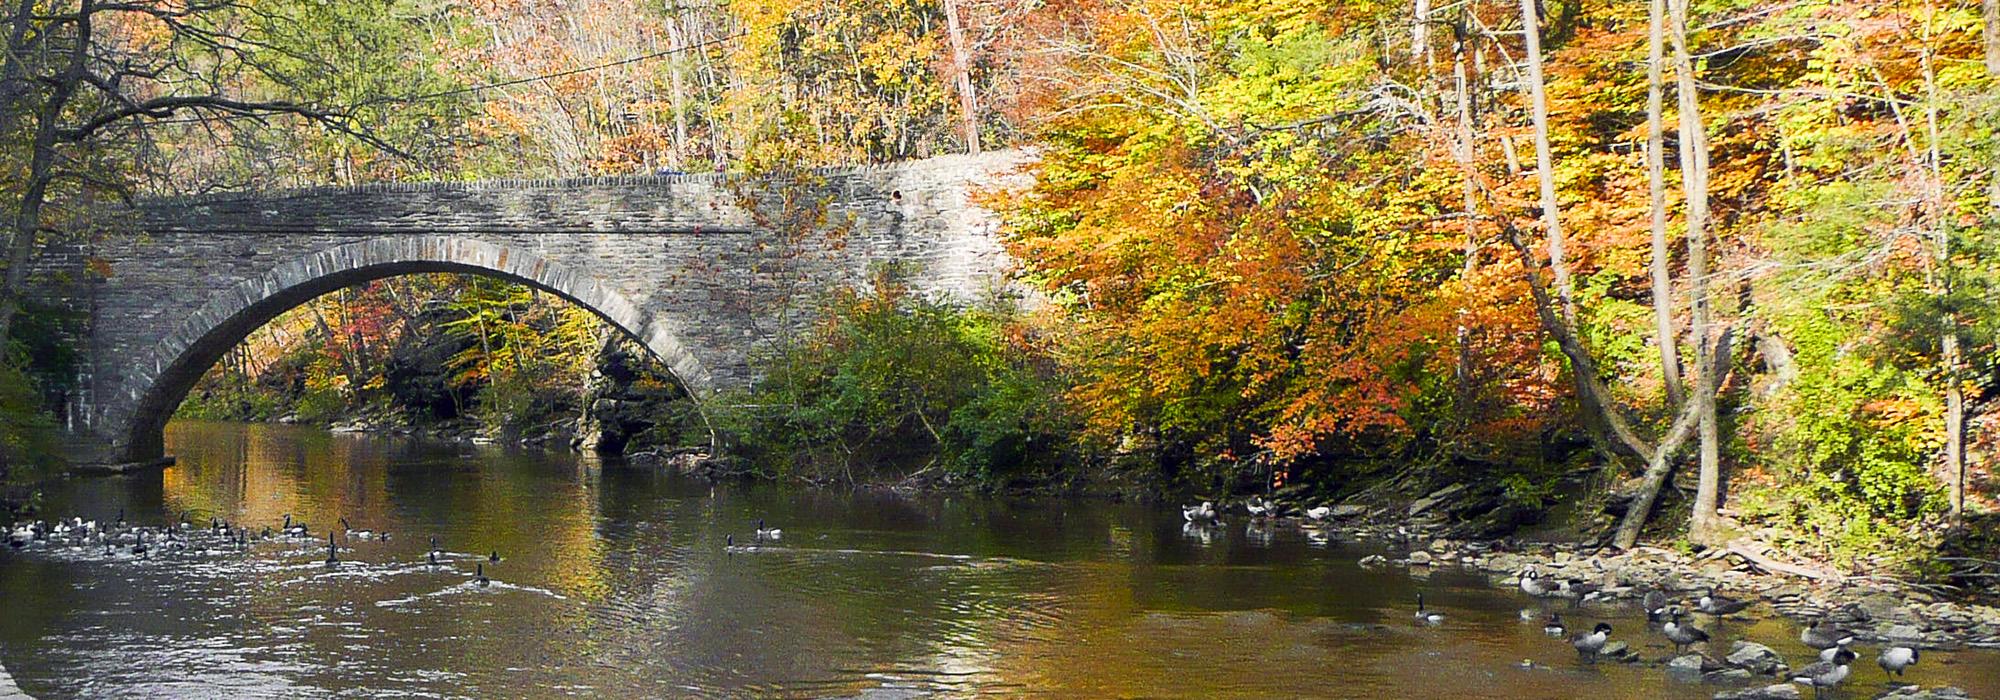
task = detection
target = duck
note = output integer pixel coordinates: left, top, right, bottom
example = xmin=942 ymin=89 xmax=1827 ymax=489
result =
xmin=1662 ymin=612 xmax=1710 ymax=653
xmin=1571 ymin=622 xmax=1613 ymax=661
xmin=1518 ymin=567 xmax=1559 ymax=598
xmin=1181 ymin=501 xmax=1219 ymax=524
xmin=1800 ymin=618 xmax=1856 ymax=651
xmin=1876 ymin=645 xmax=1918 ymax=678
xmin=1304 ymin=505 xmax=1332 ymax=522
xmin=1791 ymin=647 xmax=1855 ymax=699
xmin=1543 ymin=612 xmax=1567 ymax=637
xmin=755 ymin=519 xmax=783 ymax=542
xmin=1642 ymin=589 xmax=1673 ymax=621
xmin=1698 ymin=591 xmax=1751 ymax=615
xmin=1413 ymin=593 xmax=1443 ymax=624
xmin=475 ymin=563 xmax=490 ymax=587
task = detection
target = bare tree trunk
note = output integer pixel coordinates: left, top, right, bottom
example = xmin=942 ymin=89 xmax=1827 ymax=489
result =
xmin=1986 ymin=0 xmax=2000 ymax=75
xmin=1666 ymin=0 xmax=1723 ymax=542
xmin=1917 ymin=35 xmax=1966 ymax=523
xmin=1413 ymin=0 xmax=1433 ymax=65
xmin=1452 ymin=25 xmax=1480 ymax=416
xmin=1518 ymin=0 xmax=1575 ymax=326
xmin=1645 ymin=0 xmax=1684 ymax=406
xmin=941 ymin=0 xmax=980 ymax=155
xmin=664 ymin=13 xmax=690 ymax=171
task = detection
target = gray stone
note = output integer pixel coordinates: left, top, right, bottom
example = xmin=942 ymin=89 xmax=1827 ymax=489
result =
xmin=1669 ymin=653 xmax=1709 ymax=673
xmin=1407 ymin=551 xmax=1434 ymax=566
xmin=1409 ymin=484 xmax=1467 ymax=515
xmin=38 ymin=151 xmax=1036 ymax=464
xmin=1714 ymin=684 xmax=1799 ymax=700
xmin=1703 ymin=669 xmax=1753 ymax=683
xmin=1876 ymin=688 xmax=1973 ymax=700
xmin=1329 ymin=504 xmax=1369 ymax=518
xmin=1726 ymin=641 xmax=1785 ymax=675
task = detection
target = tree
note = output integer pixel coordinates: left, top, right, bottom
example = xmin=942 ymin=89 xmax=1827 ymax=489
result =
xmin=0 ymin=0 xmax=398 ymax=343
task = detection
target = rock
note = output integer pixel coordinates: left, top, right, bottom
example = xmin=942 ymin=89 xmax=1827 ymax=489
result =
xmin=1876 ymin=688 xmax=1973 ymax=700
xmin=1409 ymin=484 xmax=1467 ymax=515
xmin=1714 ymin=684 xmax=1800 ymax=700
xmin=1599 ymin=641 xmax=1630 ymax=659
xmin=1669 ymin=653 xmax=1714 ymax=673
xmin=1703 ymin=669 xmax=1752 ymax=683
xmin=1358 ymin=554 xmax=1388 ymax=568
xmin=1483 ymin=552 xmax=1526 ymax=573
xmin=1726 ymin=641 xmax=1785 ymax=675
xmin=1408 ymin=551 xmax=1434 ymax=566
xmin=1329 ymin=504 xmax=1368 ymax=519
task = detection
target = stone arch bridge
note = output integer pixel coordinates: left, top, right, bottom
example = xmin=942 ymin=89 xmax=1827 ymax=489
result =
xmin=38 ymin=150 xmax=1033 ymax=466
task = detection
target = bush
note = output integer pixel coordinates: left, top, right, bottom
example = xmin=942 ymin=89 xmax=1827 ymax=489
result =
xmin=715 ymin=277 xmax=1087 ymax=486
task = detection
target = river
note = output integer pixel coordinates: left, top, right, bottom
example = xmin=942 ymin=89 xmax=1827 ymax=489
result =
xmin=1 ymin=420 xmax=1995 ymax=698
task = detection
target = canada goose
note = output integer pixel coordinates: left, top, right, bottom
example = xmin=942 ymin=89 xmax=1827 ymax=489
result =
xmin=755 ymin=519 xmax=782 ymax=541
xmin=1662 ymin=613 xmax=1710 ymax=653
xmin=1642 ymin=590 xmax=1672 ymax=621
xmin=1572 ymin=622 xmax=1613 ymax=661
xmin=1413 ymin=593 xmax=1443 ymax=624
xmin=1304 ymin=505 xmax=1332 ymax=522
xmin=1801 ymin=619 xmax=1856 ymax=650
xmin=281 ymin=514 xmax=308 ymax=537
xmin=1698 ymin=592 xmax=1751 ymax=615
xmin=324 ymin=533 xmax=339 ymax=567
xmin=1519 ymin=567 xmax=1558 ymax=598
xmin=1791 ymin=647 xmax=1855 ymax=699
xmin=1543 ymin=612 xmax=1567 ymax=637
xmin=475 ymin=563 xmax=490 ymax=587
xmin=488 ymin=550 xmax=501 ymax=563
xmin=1559 ymin=579 xmax=1601 ymax=606
xmin=339 ymin=518 xmax=382 ymax=541
xmin=1182 ymin=502 xmax=1219 ymax=523
xmin=429 ymin=536 xmax=445 ymax=562
xmin=1877 ymin=646 xmax=1918 ymax=678
xmin=1245 ymin=497 xmax=1274 ymax=518
xmin=427 ymin=550 xmax=440 ymax=566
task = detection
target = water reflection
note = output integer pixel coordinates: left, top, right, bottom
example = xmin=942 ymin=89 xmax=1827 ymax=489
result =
xmin=0 ymin=420 xmax=1996 ymax=699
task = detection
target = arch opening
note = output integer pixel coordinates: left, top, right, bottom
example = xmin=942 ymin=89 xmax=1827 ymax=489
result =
xmin=121 ymin=237 xmax=711 ymax=462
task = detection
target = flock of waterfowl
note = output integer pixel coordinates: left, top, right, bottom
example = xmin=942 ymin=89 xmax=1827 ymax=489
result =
xmin=1182 ymin=499 xmax=1932 ymax=699
xmin=1505 ymin=562 xmax=1921 ymax=698
xmin=6 ymin=511 xmax=507 ymax=588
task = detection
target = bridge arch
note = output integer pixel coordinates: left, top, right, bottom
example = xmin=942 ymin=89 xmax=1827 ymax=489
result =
xmin=120 ymin=235 xmax=712 ymax=462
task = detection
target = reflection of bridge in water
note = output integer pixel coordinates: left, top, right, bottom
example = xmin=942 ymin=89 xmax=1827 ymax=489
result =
xmin=36 ymin=151 xmax=1032 ymax=465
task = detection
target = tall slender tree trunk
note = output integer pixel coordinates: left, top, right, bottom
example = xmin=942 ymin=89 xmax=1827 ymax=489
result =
xmin=1917 ymin=34 xmax=1966 ymax=523
xmin=941 ymin=0 xmax=980 ymax=155
xmin=1451 ymin=20 xmax=1480 ymax=420
xmin=1985 ymin=0 xmax=2000 ymax=75
xmin=1669 ymin=0 xmax=1721 ymax=542
xmin=1645 ymin=0 xmax=1684 ymax=406
xmin=1518 ymin=0 xmax=1575 ymax=326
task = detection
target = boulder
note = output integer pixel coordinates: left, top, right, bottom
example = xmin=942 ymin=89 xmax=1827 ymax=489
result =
xmin=1329 ymin=504 xmax=1369 ymax=519
xmin=1409 ymin=484 xmax=1467 ymax=515
xmin=1714 ymin=684 xmax=1800 ymax=700
xmin=1703 ymin=669 xmax=1753 ymax=684
xmin=1407 ymin=551 xmax=1434 ymax=566
xmin=1876 ymin=688 xmax=1973 ymax=700
xmin=1726 ymin=641 xmax=1786 ymax=675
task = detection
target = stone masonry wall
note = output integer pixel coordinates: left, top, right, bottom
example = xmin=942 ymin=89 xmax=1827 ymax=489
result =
xmin=42 ymin=149 xmax=1033 ymax=463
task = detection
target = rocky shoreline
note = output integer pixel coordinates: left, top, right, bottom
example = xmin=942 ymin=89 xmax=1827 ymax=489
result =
xmin=1291 ymin=500 xmax=1996 ymax=700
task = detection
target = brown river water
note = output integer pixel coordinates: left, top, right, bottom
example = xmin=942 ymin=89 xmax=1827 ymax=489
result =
xmin=1 ymin=420 xmax=1996 ymax=699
